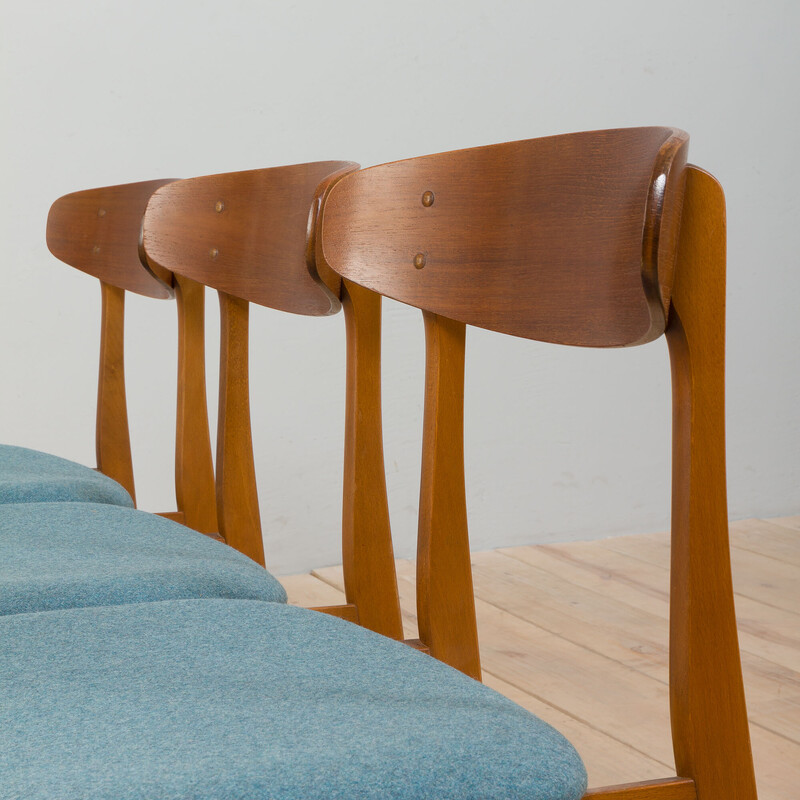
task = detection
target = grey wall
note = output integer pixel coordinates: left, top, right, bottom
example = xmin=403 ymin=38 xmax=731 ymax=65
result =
xmin=1 ymin=0 xmax=798 ymax=574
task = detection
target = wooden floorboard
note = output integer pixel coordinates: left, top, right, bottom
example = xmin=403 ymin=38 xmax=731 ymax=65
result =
xmin=280 ymin=517 xmax=799 ymax=800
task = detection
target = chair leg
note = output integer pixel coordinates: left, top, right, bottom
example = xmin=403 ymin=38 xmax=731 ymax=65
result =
xmin=665 ymin=165 xmax=757 ymax=800
xmin=340 ymin=280 xmax=404 ymax=640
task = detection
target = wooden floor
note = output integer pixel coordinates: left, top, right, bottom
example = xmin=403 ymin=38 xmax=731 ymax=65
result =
xmin=280 ymin=516 xmax=800 ymax=800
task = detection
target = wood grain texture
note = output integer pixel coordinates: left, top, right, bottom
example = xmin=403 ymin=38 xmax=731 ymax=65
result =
xmin=665 ymin=166 xmax=758 ymax=799
xmin=583 ymin=777 xmax=696 ymax=800
xmin=416 ymin=311 xmax=481 ymax=679
xmin=340 ymin=280 xmax=403 ymax=639
xmin=142 ymin=162 xmax=357 ymax=315
xmin=95 ymin=282 xmax=136 ymax=503
xmin=173 ymin=274 xmax=217 ymax=534
xmin=216 ymin=292 xmax=265 ymax=565
xmin=320 ymin=127 xmax=688 ymax=347
xmin=47 ymin=180 xmax=175 ymax=298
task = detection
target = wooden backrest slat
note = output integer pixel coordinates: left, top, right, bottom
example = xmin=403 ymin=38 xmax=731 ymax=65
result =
xmin=47 ymin=180 xmax=176 ymax=298
xmin=173 ymin=273 xmax=218 ymax=534
xmin=142 ymin=162 xmax=358 ymax=315
xmin=416 ymin=311 xmax=481 ymax=677
xmin=216 ymin=291 xmax=265 ymax=565
xmin=95 ymin=282 xmax=136 ymax=503
xmin=319 ymin=127 xmax=688 ymax=347
xmin=340 ymin=280 xmax=404 ymax=639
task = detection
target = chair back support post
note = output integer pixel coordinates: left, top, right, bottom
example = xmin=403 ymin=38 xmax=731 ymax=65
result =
xmin=416 ymin=311 xmax=481 ymax=679
xmin=96 ymin=281 xmax=136 ymax=504
xmin=173 ymin=273 xmax=218 ymax=533
xmin=216 ymin=291 xmax=265 ymax=565
xmin=665 ymin=166 xmax=757 ymax=799
xmin=340 ymin=279 xmax=403 ymax=639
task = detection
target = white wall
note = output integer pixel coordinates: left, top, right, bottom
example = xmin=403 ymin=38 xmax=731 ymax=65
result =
xmin=1 ymin=1 xmax=798 ymax=574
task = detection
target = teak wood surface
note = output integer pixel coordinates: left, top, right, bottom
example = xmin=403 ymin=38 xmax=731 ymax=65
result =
xmin=340 ymin=279 xmax=403 ymax=638
xmin=142 ymin=162 xmax=357 ymax=316
xmin=416 ymin=311 xmax=481 ymax=678
xmin=318 ymin=130 xmax=758 ymax=800
xmin=47 ymin=180 xmax=175 ymax=298
xmin=172 ymin=273 xmax=218 ymax=534
xmin=320 ymin=127 xmax=688 ymax=347
xmin=215 ymin=291 xmax=264 ymax=564
xmin=95 ymin=282 xmax=136 ymax=502
xmin=665 ymin=166 xmax=757 ymax=799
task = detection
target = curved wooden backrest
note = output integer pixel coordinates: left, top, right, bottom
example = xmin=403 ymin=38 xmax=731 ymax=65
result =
xmin=46 ymin=180 xmax=176 ymax=298
xmin=319 ymin=127 xmax=688 ymax=347
xmin=142 ymin=162 xmax=358 ymax=316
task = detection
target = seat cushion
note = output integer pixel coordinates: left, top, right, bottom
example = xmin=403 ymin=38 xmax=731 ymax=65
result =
xmin=0 ymin=502 xmax=286 ymax=614
xmin=0 ymin=444 xmax=134 ymax=507
xmin=0 ymin=599 xmax=587 ymax=800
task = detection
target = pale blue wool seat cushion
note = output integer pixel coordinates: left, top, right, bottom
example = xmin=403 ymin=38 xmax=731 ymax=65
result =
xmin=0 ymin=444 xmax=134 ymax=506
xmin=0 ymin=599 xmax=587 ymax=800
xmin=0 ymin=502 xmax=286 ymax=614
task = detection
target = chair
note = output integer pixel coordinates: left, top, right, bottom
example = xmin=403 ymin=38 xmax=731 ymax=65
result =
xmin=0 ymin=181 xmax=288 ymax=616
xmin=141 ymin=161 xmax=405 ymax=639
xmin=0 ymin=128 xmax=756 ymax=800
xmin=0 ymin=179 xmax=217 ymax=535
xmin=316 ymin=127 xmax=758 ymax=799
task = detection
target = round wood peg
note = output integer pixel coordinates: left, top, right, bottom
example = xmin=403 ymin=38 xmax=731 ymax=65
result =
xmin=413 ymin=252 xmax=426 ymax=269
xmin=421 ymin=191 xmax=435 ymax=207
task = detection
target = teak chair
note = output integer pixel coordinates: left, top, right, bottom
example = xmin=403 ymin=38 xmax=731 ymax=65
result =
xmin=316 ymin=127 xmax=758 ymax=800
xmin=0 ymin=180 xmax=216 ymax=534
xmin=0 ymin=180 xmax=290 ymax=617
xmin=142 ymin=162 xmax=404 ymax=638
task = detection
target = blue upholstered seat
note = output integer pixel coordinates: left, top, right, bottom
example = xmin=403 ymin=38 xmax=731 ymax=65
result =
xmin=0 ymin=502 xmax=286 ymax=614
xmin=0 ymin=444 xmax=134 ymax=507
xmin=0 ymin=599 xmax=587 ymax=800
